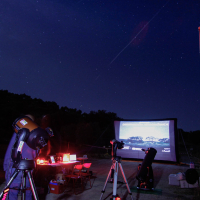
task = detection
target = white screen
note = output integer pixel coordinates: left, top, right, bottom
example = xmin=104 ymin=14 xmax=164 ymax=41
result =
xmin=114 ymin=119 xmax=177 ymax=162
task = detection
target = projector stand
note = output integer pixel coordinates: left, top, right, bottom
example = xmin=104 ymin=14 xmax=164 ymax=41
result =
xmin=100 ymin=156 xmax=133 ymax=200
xmin=0 ymin=160 xmax=39 ymax=200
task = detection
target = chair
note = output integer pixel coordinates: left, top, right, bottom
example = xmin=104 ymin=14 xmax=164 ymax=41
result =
xmin=81 ymin=163 xmax=92 ymax=189
xmin=65 ymin=164 xmax=84 ymax=194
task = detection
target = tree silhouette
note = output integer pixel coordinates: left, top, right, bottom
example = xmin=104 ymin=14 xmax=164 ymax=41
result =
xmin=0 ymin=90 xmax=121 ymax=155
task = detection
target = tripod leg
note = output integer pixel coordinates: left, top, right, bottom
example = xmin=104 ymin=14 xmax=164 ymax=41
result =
xmin=119 ymin=163 xmax=133 ymax=200
xmin=0 ymin=169 xmax=20 ymax=198
xmin=99 ymin=162 xmax=114 ymax=200
xmin=22 ymin=170 xmax=26 ymax=200
xmin=112 ymin=161 xmax=118 ymax=200
xmin=27 ymin=170 xmax=39 ymax=200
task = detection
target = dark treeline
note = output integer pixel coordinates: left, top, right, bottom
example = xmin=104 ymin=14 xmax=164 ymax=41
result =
xmin=177 ymin=129 xmax=200 ymax=164
xmin=178 ymin=129 xmax=200 ymax=146
xmin=0 ymin=90 xmax=122 ymax=154
xmin=178 ymin=129 xmax=200 ymax=156
xmin=1 ymin=90 xmax=200 ymax=158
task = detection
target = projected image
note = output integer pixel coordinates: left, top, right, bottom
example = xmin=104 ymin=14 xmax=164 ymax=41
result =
xmin=114 ymin=119 xmax=177 ymax=162
xmin=120 ymin=121 xmax=169 ymax=149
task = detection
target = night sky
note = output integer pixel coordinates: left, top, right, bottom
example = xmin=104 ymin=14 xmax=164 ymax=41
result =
xmin=0 ymin=0 xmax=200 ymax=132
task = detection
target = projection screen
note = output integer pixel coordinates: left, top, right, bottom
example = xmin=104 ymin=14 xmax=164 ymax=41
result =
xmin=114 ymin=118 xmax=178 ymax=162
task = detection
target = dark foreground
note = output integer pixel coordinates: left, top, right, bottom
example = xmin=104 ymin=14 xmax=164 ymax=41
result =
xmin=0 ymin=157 xmax=200 ymax=200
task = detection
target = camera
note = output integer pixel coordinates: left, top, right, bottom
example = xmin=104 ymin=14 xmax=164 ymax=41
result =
xmin=110 ymin=139 xmax=124 ymax=149
xmin=110 ymin=139 xmax=124 ymax=159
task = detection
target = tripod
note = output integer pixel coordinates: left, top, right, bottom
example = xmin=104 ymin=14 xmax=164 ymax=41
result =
xmin=100 ymin=156 xmax=133 ymax=200
xmin=0 ymin=159 xmax=39 ymax=200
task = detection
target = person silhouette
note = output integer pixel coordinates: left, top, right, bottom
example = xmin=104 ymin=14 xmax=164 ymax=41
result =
xmin=3 ymin=115 xmax=39 ymax=200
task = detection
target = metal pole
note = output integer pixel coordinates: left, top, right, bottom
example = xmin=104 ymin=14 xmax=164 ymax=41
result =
xmin=0 ymin=169 xmax=20 ymax=198
xmin=119 ymin=163 xmax=133 ymax=200
xmin=100 ymin=161 xmax=114 ymax=200
xmin=27 ymin=170 xmax=39 ymax=200
xmin=22 ymin=170 xmax=26 ymax=200
xmin=112 ymin=161 xmax=118 ymax=200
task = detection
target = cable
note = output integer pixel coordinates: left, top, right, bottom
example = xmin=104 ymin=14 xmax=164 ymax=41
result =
xmin=179 ymin=129 xmax=191 ymax=162
xmin=85 ymin=124 xmax=111 ymax=154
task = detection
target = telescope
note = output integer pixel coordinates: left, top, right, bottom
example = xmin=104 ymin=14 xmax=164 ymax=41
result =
xmin=0 ymin=115 xmax=54 ymax=200
xmin=136 ymin=147 xmax=157 ymax=190
xmin=11 ymin=116 xmax=53 ymax=166
xmin=100 ymin=139 xmax=133 ymax=200
xmin=110 ymin=139 xmax=124 ymax=159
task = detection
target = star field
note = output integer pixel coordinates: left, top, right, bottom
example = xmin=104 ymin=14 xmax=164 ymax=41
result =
xmin=0 ymin=0 xmax=200 ymax=131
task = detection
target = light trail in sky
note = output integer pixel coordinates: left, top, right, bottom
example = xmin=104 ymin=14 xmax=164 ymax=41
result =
xmin=109 ymin=0 xmax=170 ymax=65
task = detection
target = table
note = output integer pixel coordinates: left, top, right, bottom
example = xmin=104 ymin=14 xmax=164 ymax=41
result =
xmin=37 ymin=161 xmax=80 ymax=176
xmin=34 ymin=161 xmax=80 ymax=190
xmin=37 ymin=161 xmax=80 ymax=167
xmin=77 ymin=157 xmax=88 ymax=164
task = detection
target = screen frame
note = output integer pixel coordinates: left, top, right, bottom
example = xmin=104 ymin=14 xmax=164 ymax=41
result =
xmin=114 ymin=118 xmax=178 ymax=163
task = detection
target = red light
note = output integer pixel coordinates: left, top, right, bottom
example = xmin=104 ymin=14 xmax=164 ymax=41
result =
xmin=40 ymin=160 xmax=44 ymax=164
xmin=2 ymin=188 xmax=9 ymax=200
xmin=37 ymin=158 xmax=48 ymax=165
xmin=4 ymin=189 xmax=9 ymax=193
